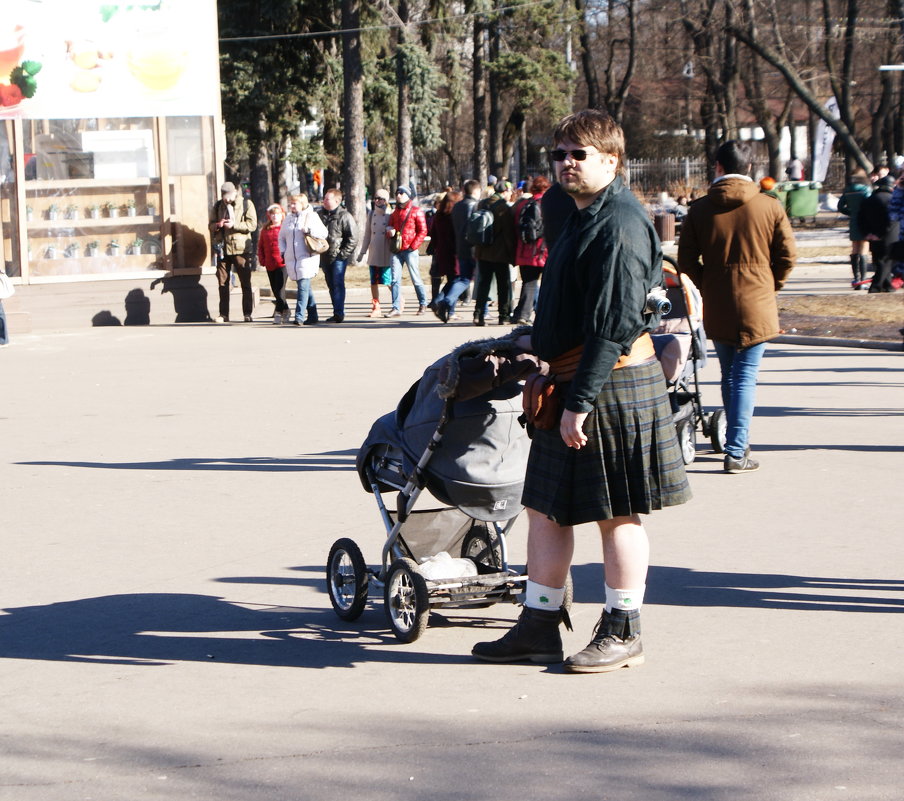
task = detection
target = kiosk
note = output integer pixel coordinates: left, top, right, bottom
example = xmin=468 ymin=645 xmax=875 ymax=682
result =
xmin=1 ymin=1 xmax=224 ymax=284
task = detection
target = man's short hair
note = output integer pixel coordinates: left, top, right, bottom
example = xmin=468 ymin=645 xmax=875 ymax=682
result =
xmin=553 ymin=109 xmax=625 ymax=174
xmin=324 ymin=188 xmax=343 ymax=201
xmin=463 ymin=179 xmax=481 ymax=196
xmin=715 ymin=140 xmax=753 ymax=175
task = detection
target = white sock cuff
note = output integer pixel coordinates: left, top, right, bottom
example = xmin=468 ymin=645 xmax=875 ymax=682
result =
xmin=525 ymin=580 xmax=566 ymax=610
xmin=605 ymin=583 xmax=645 ymax=612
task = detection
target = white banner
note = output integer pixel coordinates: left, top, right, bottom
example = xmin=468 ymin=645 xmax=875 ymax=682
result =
xmin=812 ymin=96 xmax=839 ymax=183
xmin=2 ymin=0 xmax=220 ymax=120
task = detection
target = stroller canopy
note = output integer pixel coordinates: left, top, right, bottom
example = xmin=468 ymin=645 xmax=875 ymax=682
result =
xmin=358 ymin=334 xmax=541 ymax=521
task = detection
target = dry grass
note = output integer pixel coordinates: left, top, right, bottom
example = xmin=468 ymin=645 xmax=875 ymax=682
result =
xmin=779 ymin=293 xmax=903 ymax=341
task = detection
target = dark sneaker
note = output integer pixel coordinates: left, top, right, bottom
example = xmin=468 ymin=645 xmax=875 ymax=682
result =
xmin=564 ymin=609 xmax=644 ymax=674
xmin=724 ymin=453 xmax=760 ymax=473
xmin=326 ymin=315 xmax=344 ymax=323
xmin=434 ymin=301 xmax=450 ymax=323
xmin=472 ymin=606 xmax=565 ymax=664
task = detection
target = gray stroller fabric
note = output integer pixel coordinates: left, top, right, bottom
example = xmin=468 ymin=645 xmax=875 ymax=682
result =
xmin=357 ymin=349 xmax=535 ymax=522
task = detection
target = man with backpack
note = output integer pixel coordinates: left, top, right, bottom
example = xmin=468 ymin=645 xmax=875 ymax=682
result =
xmin=471 ymin=179 xmax=516 ymax=325
xmin=512 ymin=175 xmax=550 ymax=324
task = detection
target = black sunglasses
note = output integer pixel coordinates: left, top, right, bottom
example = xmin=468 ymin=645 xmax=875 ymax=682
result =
xmin=550 ymin=148 xmax=593 ymax=162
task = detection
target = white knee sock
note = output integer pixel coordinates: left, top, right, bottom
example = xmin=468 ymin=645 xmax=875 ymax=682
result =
xmin=605 ymin=583 xmax=645 ymax=612
xmin=525 ymin=580 xmax=565 ymax=611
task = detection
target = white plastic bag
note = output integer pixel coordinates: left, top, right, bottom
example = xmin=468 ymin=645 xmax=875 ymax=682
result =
xmin=416 ymin=551 xmax=479 ymax=581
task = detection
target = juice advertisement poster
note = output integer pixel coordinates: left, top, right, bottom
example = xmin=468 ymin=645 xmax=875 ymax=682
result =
xmin=2 ymin=0 xmax=220 ymax=119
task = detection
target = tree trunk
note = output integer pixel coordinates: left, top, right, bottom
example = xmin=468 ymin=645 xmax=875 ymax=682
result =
xmin=472 ymin=8 xmax=489 ymax=185
xmin=501 ymin=108 xmax=524 ymax=178
xmin=341 ymin=0 xmax=366 ymax=227
xmin=575 ymin=0 xmax=601 ymax=109
xmin=603 ymin=0 xmax=637 ymax=122
xmin=488 ymin=14 xmax=504 ymax=177
xmin=396 ymin=1 xmax=413 ymax=189
xmin=247 ymin=112 xmax=270 ymax=268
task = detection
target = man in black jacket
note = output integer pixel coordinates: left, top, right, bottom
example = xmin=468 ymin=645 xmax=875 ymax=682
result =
xmin=858 ymin=174 xmax=899 ymax=293
xmin=318 ymin=188 xmax=359 ymax=322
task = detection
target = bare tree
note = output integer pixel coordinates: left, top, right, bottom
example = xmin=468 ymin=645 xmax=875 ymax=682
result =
xmin=727 ymin=0 xmax=873 ymax=171
xmin=601 ymin=0 xmax=638 ymax=122
xmin=680 ymin=0 xmax=740 ymax=171
xmin=341 ymin=0 xmax=366 ymax=224
xmin=470 ymin=0 xmax=490 ymax=184
xmin=575 ymin=0 xmax=602 ymax=109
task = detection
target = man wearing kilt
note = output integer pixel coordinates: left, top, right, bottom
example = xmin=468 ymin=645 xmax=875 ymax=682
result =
xmin=473 ymin=110 xmax=692 ymax=673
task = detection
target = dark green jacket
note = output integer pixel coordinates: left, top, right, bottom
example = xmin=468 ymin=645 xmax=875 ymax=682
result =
xmin=210 ymin=197 xmax=257 ymax=257
xmin=532 ymin=176 xmax=663 ymax=413
xmin=475 ymin=193 xmax=516 ymax=264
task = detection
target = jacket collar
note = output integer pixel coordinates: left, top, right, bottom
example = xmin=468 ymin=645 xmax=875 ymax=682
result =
xmin=580 ymin=174 xmax=624 ymax=218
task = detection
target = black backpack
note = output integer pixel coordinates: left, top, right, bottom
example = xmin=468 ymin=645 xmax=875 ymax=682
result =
xmin=465 ymin=203 xmax=495 ymax=246
xmin=518 ymin=197 xmax=543 ymax=243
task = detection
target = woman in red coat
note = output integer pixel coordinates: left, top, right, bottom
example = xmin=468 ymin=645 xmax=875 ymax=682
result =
xmin=512 ymin=176 xmax=550 ymax=324
xmin=257 ymin=203 xmax=289 ymax=323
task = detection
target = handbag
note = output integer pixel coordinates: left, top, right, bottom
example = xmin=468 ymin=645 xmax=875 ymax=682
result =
xmin=304 ymin=233 xmax=329 ymax=254
xmin=303 ymin=210 xmax=329 ymax=254
xmin=389 ymin=206 xmax=414 ymax=254
xmin=522 ymin=373 xmax=559 ymax=431
xmin=0 ymin=271 xmax=15 ymax=300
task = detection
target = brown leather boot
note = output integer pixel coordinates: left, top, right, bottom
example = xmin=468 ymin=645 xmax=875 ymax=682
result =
xmin=472 ymin=606 xmax=567 ymax=663
xmin=564 ymin=608 xmax=644 ymax=673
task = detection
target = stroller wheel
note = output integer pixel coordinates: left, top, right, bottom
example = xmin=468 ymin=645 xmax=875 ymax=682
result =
xmin=708 ymin=408 xmax=727 ymax=454
xmin=461 ymin=523 xmax=503 ymax=572
xmin=677 ymin=418 xmax=697 ymax=465
xmin=327 ymin=538 xmax=369 ymax=621
xmin=384 ymin=558 xmax=430 ymax=643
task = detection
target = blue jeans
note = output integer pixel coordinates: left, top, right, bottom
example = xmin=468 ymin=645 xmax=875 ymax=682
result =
xmin=714 ymin=341 xmax=767 ymax=459
xmin=437 ymin=276 xmax=472 ymax=315
xmin=294 ymin=278 xmax=318 ymax=323
xmin=390 ymin=249 xmax=427 ymax=310
xmin=0 ymin=299 xmax=8 ymax=345
xmin=323 ymin=258 xmax=347 ymax=318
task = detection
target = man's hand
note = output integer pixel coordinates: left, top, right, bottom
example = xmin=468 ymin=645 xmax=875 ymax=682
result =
xmin=560 ymin=409 xmax=589 ymax=449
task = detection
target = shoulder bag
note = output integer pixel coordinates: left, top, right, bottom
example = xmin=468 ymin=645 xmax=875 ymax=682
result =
xmin=390 ymin=206 xmax=414 ymax=253
xmin=303 ymin=211 xmax=329 ymax=254
xmin=0 ymin=271 xmax=15 ymax=300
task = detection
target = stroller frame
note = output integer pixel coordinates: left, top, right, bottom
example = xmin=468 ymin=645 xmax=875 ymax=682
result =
xmin=327 ymin=390 xmax=531 ymax=643
xmin=658 ymin=255 xmax=727 ymax=463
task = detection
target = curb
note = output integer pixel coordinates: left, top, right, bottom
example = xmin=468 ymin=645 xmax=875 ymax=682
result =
xmin=775 ymin=334 xmax=903 ymax=351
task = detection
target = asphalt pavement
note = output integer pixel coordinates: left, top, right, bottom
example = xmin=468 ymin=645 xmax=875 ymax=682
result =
xmin=1 ymin=230 xmax=903 ymax=800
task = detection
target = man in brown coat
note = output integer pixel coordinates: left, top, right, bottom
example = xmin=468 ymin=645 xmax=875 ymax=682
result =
xmin=678 ymin=140 xmax=796 ymax=473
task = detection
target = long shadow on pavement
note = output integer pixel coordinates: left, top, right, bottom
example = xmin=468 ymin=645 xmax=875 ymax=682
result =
xmin=2 ymin=565 xmax=898 ymax=670
xmin=16 ymin=449 xmax=358 ymax=473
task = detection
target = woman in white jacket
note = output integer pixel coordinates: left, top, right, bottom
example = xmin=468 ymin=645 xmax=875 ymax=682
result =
xmin=279 ymin=194 xmax=329 ymax=325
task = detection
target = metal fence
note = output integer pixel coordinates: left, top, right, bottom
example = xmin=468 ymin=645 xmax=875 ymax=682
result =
xmin=626 ymin=155 xmax=847 ymax=196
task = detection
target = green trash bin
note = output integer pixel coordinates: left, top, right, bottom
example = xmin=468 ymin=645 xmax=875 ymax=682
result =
xmin=785 ymin=181 xmax=821 ymax=222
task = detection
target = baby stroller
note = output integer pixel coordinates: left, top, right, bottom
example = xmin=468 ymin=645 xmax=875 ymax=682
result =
xmin=326 ymin=333 xmax=573 ymax=642
xmin=652 ymin=255 xmax=727 ymax=463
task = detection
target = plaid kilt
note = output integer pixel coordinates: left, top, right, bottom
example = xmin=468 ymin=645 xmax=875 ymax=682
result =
xmin=522 ymin=359 xmax=692 ymax=525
